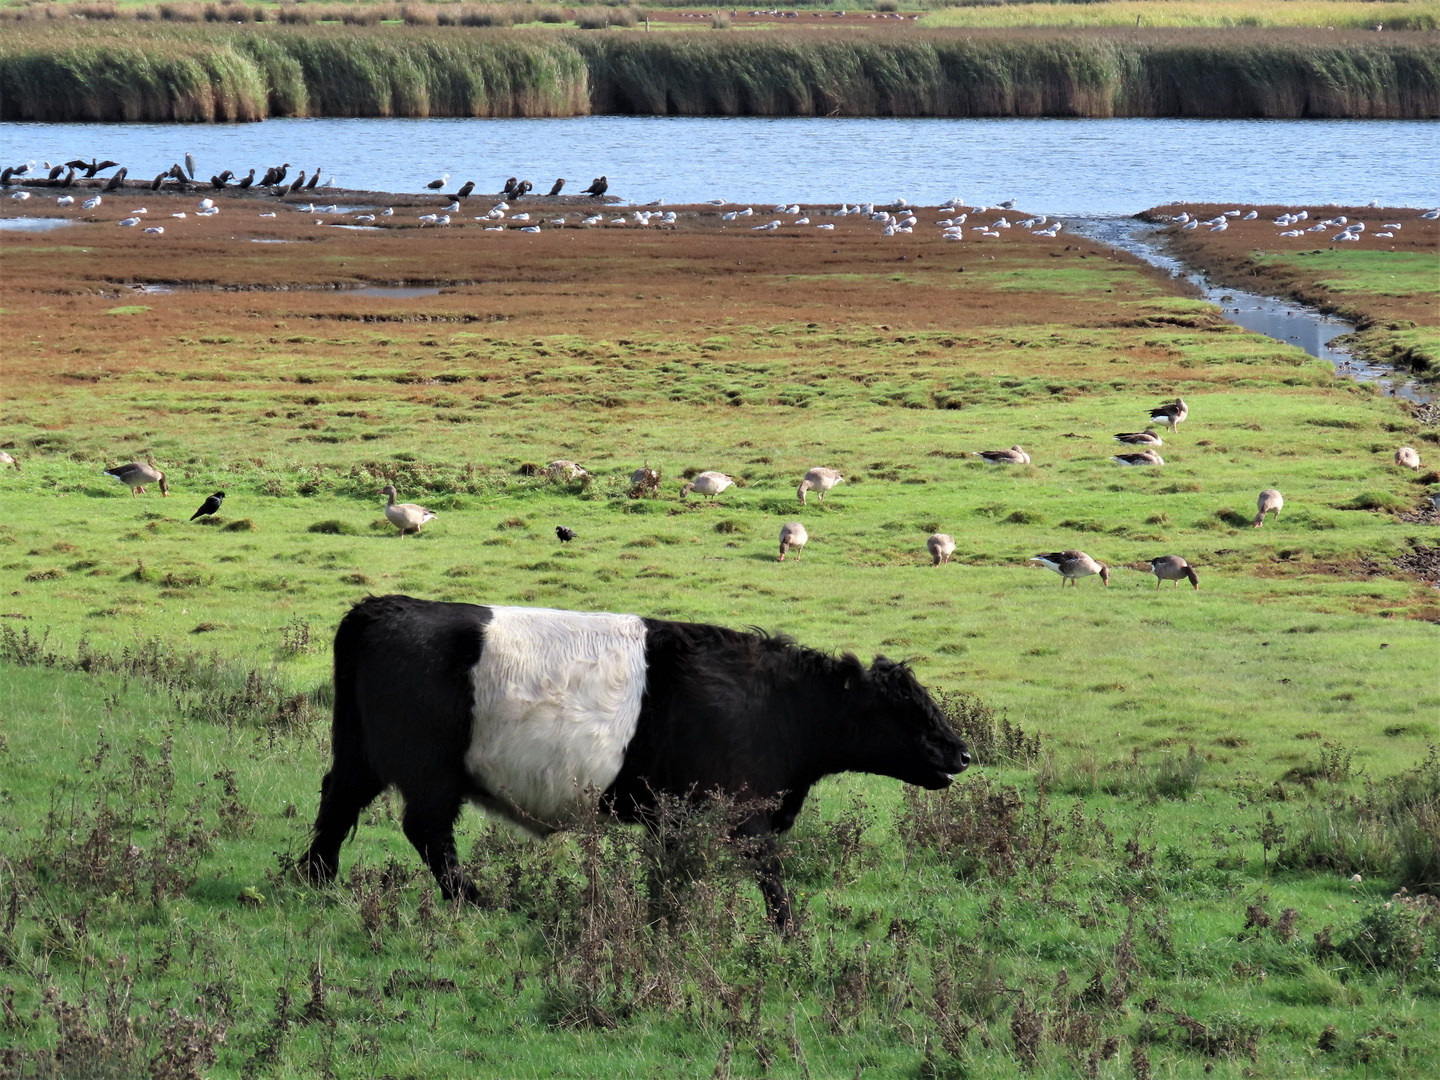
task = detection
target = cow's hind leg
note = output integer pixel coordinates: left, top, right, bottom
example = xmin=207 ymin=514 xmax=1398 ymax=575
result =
xmin=753 ymin=841 xmax=795 ymax=936
xmin=300 ymin=756 xmax=385 ymax=885
xmin=401 ymin=789 xmax=481 ymax=906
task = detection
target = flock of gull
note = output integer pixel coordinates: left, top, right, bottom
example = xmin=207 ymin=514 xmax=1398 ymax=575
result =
xmin=1170 ymin=204 xmax=1440 ymax=242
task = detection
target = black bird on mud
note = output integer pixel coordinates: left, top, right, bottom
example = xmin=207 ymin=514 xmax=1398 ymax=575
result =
xmin=514 ymin=180 xmax=533 ymax=198
xmin=64 ymin=158 xmax=90 ymax=170
xmin=47 ymin=164 xmax=65 ymax=180
xmin=87 ymin=160 xmax=119 ymax=178
xmin=555 ymin=526 xmax=576 ymax=543
xmin=286 ymin=171 xmax=306 ymax=194
xmin=0 ymin=167 xmax=11 ymax=187
xmin=60 ymin=168 xmax=75 ymax=187
xmin=547 ymin=178 xmax=565 ymax=196
xmin=211 ymin=171 xmax=233 ymax=189
xmin=168 ymin=163 xmax=188 ymax=184
xmin=583 ymin=176 xmax=608 ymax=198
xmin=265 ymin=164 xmax=290 ymax=187
xmin=426 ymin=173 xmax=449 ymax=191
xmin=455 ymin=180 xmax=475 ymax=198
xmin=237 ymin=168 xmax=255 ymax=190
xmin=151 ymin=172 xmax=167 ymax=191
xmin=502 ymin=177 xmax=519 ymax=197
xmin=306 ymin=169 xmax=321 ymax=190
xmin=190 ymin=491 xmax=225 ymax=522
xmin=103 ymin=167 xmax=128 ymax=191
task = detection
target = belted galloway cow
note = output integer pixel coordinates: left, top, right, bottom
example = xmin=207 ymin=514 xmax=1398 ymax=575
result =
xmin=299 ymin=596 xmax=970 ymax=930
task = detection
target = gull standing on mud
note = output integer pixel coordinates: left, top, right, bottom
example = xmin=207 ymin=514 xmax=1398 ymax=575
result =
xmin=1253 ymin=488 xmax=1284 ymax=527
xmin=1030 ymin=551 xmax=1110 ymax=587
xmin=797 ymin=467 xmax=844 ymax=505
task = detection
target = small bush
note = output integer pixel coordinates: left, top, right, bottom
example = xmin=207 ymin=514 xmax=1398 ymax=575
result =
xmin=875 ymin=0 xmax=900 ymax=11
xmin=276 ymin=4 xmax=313 ymax=23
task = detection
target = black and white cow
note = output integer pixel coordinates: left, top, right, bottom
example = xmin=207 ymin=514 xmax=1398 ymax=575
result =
xmin=299 ymin=595 xmax=970 ymax=930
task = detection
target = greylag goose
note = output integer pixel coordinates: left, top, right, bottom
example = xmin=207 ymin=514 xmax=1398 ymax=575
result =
xmin=0 ymin=450 xmax=17 ymax=470
xmin=1114 ymin=429 xmax=1163 ymax=447
xmin=1396 ymin=446 xmax=1421 ymax=470
xmin=1148 ymin=555 xmax=1198 ymax=590
xmin=190 ymin=491 xmax=224 ymax=521
xmin=629 ymin=463 xmax=662 ymax=497
xmin=927 ymin=533 xmax=956 ymax=566
xmin=1030 ymin=550 xmax=1109 ymax=587
xmin=380 ymin=485 xmax=436 ymax=536
xmin=778 ymin=522 xmax=808 ymax=561
xmin=547 ymin=460 xmax=588 ymax=482
xmin=797 ymin=466 xmax=844 ymax=505
xmin=104 ymin=461 xmax=168 ymax=496
xmin=1113 ymin=449 xmax=1164 ymax=467
xmin=679 ymin=471 xmax=734 ymax=500
xmin=1253 ymin=488 xmax=1283 ymax=527
xmin=1149 ymin=398 xmax=1188 ymax=433
xmin=977 ymin=445 xmax=1030 ymax=465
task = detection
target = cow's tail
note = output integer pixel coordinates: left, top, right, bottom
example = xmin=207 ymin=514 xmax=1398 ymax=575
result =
xmin=301 ymin=600 xmax=383 ymax=881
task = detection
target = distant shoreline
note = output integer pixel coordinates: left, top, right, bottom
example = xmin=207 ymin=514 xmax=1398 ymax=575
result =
xmin=3 ymin=24 xmax=1438 ymax=123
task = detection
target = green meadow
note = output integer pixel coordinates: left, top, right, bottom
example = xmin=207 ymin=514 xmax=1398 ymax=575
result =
xmin=1 ymin=224 xmax=1438 ymax=1076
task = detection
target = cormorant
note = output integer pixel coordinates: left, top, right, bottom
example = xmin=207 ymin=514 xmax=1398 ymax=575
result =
xmin=272 ymin=164 xmax=290 ymax=185
xmin=306 ymin=170 xmax=321 ymax=190
xmin=286 ymin=171 xmax=306 ymax=194
xmin=185 ymin=152 xmax=196 ymax=179
xmin=583 ymin=175 xmax=608 ymax=198
xmin=168 ymin=163 xmax=187 ymax=182
xmin=64 ymin=158 xmax=90 ymax=170
xmin=259 ymin=166 xmax=278 ymax=186
xmin=237 ymin=169 xmax=255 ymax=190
xmin=47 ymin=164 xmax=64 ymax=180
xmin=515 ymin=180 xmax=532 ymax=197
xmin=547 ymin=178 xmax=565 ymax=196
xmin=60 ymin=168 xmax=75 ymax=187
xmin=0 ymin=167 xmax=12 ymax=186
xmin=190 ymin=491 xmax=225 ymax=521
xmin=87 ymin=160 xmax=119 ymax=178
xmin=210 ymin=171 xmax=232 ymax=189
xmin=502 ymin=177 xmax=519 ymax=197
xmin=103 ymin=167 xmax=128 ymax=191
xmin=555 ymin=526 xmax=576 ymax=543
xmin=151 ymin=172 xmax=166 ymax=191
xmin=456 ymin=180 xmax=475 ymax=198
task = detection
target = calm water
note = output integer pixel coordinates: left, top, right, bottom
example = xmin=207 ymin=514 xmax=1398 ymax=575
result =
xmin=3 ymin=117 xmax=1437 ymax=213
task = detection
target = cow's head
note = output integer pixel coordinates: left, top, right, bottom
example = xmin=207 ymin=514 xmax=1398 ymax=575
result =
xmin=851 ymin=656 xmax=970 ymax=789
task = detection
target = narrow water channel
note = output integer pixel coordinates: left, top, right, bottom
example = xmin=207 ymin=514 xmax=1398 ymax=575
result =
xmin=1071 ymin=217 xmax=1429 ymax=404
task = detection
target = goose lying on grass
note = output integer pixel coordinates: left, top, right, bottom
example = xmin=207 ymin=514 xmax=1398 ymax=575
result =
xmin=380 ymin=485 xmax=436 ymax=536
xmin=1114 ymin=429 xmax=1163 ymax=447
xmin=1396 ymin=446 xmax=1421 ymax=470
xmin=1030 ymin=550 xmax=1109 ymax=587
xmin=1113 ymin=449 xmax=1164 ymax=467
xmin=976 ymin=446 xmax=1030 ymax=465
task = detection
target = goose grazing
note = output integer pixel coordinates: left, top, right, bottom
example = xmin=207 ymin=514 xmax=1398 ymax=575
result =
xmin=629 ymin=462 xmax=662 ymax=497
xmin=1148 ymin=555 xmax=1198 ymax=591
xmin=976 ymin=445 xmax=1030 ymax=465
xmin=104 ymin=461 xmax=168 ymax=497
xmin=427 ymin=173 xmax=449 ymax=191
xmin=927 ymin=533 xmax=956 ymax=566
xmin=797 ymin=466 xmax=844 ymax=505
xmin=679 ymin=471 xmax=734 ymax=500
xmin=1395 ymin=446 xmax=1421 ymax=470
xmin=1113 ymin=429 xmax=1163 ymax=447
xmin=778 ymin=522 xmax=808 ymax=561
xmin=1149 ymin=397 xmax=1188 ymax=433
xmin=1030 ymin=550 xmax=1109 ymax=587
xmin=380 ymin=485 xmax=436 ymax=536
xmin=1253 ymin=488 xmax=1283 ymax=527
xmin=0 ymin=450 xmax=19 ymax=470
xmin=190 ymin=491 xmax=225 ymax=521
xmin=547 ymin=460 xmax=588 ymax=482
xmin=1113 ymin=449 xmax=1164 ymax=467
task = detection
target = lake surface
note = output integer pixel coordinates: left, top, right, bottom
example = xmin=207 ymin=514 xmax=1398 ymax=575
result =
xmin=3 ymin=117 xmax=1437 ymax=213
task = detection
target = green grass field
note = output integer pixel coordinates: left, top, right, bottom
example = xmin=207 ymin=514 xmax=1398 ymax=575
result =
xmin=0 ymin=213 xmax=1437 ymax=1078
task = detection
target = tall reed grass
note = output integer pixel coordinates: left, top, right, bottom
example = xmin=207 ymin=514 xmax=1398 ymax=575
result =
xmin=1 ymin=23 xmax=1436 ymax=121
xmin=925 ymin=2 xmax=1440 ymax=32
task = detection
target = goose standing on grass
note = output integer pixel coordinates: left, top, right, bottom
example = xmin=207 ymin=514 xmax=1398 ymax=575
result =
xmin=1253 ymin=488 xmax=1283 ymax=527
xmin=1113 ymin=449 xmax=1164 ymax=467
xmin=379 ymin=485 xmax=436 ymax=536
xmin=778 ymin=522 xmax=808 ymax=561
xmin=679 ymin=471 xmax=734 ymax=500
xmin=1396 ymin=446 xmax=1421 ymax=470
xmin=104 ymin=461 xmax=168 ymax=497
xmin=1030 ymin=550 xmax=1109 ymax=587
xmin=977 ymin=445 xmax=1031 ymax=465
xmin=1150 ymin=397 xmax=1188 ymax=433
xmin=927 ymin=533 xmax=956 ymax=566
xmin=797 ymin=466 xmax=844 ymax=505
xmin=1114 ymin=429 xmax=1163 ymax=447
xmin=1148 ymin=555 xmax=1199 ymax=591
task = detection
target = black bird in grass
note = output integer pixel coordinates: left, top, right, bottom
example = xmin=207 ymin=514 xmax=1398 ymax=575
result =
xmin=190 ymin=491 xmax=225 ymax=522
xmin=555 ymin=526 xmax=576 ymax=543
xmin=583 ymin=175 xmax=608 ymax=198
xmin=456 ymin=180 xmax=475 ymax=198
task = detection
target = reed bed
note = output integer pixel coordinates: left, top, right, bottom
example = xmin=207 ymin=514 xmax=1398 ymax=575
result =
xmin=924 ymin=1 xmax=1440 ymax=31
xmin=2 ymin=22 xmax=1437 ymax=120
